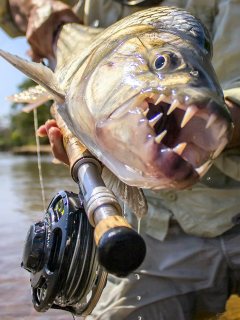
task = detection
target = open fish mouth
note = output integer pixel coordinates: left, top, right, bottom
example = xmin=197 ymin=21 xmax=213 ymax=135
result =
xmin=109 ymin=88 xmax=231 ymax=185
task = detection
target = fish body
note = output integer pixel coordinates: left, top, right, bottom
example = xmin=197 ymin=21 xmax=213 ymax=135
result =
xmin=0 ymin=6 xmax=233 ymax=190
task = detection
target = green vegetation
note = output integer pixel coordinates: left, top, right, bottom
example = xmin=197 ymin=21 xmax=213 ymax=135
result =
xmin=0 ymin=79 xmax=52 ymax=150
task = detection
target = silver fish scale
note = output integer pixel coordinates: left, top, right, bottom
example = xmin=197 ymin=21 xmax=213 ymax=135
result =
xmin=111 ymin=7 xmax=211 ymax=54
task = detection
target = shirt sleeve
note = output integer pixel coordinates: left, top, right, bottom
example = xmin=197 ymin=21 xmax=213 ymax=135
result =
xmin=210 ymin=0 xmax=240 ymax=179
xmin=214 ymin=148 xmax=240 ymax=181
xmin=0 ymin=0 xmax=23 ymax=37
xmin=212 ymin=0 xmax=240 ymax=104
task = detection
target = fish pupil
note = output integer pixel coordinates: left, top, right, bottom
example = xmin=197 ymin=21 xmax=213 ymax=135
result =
xmin=154 ymin=56 xmax=166 ymax=69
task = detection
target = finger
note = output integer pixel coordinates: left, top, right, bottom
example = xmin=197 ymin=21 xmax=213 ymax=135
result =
xmin=48 ymin=126 xmax=69 ymax=165
xmin=44 ymin=119 xmax=59 ymax=131
xmin=36 ymin=119 xmax=58 ymax=137
xmin=36 ymin=124 xmax=47 ymax=137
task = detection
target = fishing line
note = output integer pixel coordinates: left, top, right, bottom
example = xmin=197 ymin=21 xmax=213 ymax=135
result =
xmin=33 ymin=108 xmax=46 ymax=211
xmin=123 ymin=184 xmax=127 ymax=219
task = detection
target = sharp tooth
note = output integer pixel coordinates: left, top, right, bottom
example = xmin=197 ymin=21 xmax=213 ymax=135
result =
xmin=196 ymin=160 xmax=212 ymax=176
xmin=143 ymin=108 xmax=149 ymax=117
xmin=205 ymin=114 xmax=217 ymax=129
xmin=167 ymin=99 xmax=181 ymax=115
xmin=181 ymin=105 xmax=198 ymax=128
xmin=155 ymin=130 xmax=167 ymax=144
xmin=213 ymin=140 xmax=227 ymax=158
xmin=173 ymin=142 xmax=187 ymax=156
xmin=217 ymin=125 xmax=227 ymax=139
xmin=149 ymin=113 xmax=163 ymax=127
xmin=155 ymin=94 xmax=166 ymax=105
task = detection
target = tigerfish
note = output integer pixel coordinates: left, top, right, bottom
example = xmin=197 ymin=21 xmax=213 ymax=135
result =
xmin=0 ymin=6 xmax=233 ymax=190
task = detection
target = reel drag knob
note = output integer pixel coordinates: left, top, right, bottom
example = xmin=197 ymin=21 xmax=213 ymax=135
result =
xmin=21 ymin=221 xmax=46 ymax=273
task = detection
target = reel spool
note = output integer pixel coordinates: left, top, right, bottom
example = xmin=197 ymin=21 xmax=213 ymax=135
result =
xmin=21 ymin=191 xmax=107 ymax=316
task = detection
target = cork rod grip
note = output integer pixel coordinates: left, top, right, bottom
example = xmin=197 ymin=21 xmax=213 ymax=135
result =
xmin=51 ymin=103 xmax=90 ymax=170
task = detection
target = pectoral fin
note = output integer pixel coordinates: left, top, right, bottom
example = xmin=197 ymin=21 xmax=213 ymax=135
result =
xmin=0 ymin=49 xmax=65 ymax=103
xmin=102 ymin=167 xmax=148 ymax=219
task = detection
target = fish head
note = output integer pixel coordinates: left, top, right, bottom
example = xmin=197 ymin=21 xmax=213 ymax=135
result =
xmin=68 ymin=19 xmax=232 ymax=189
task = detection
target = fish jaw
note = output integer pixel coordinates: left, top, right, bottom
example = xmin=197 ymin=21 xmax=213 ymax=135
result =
xmin=95 ymin=88 xmax=232 ymax=190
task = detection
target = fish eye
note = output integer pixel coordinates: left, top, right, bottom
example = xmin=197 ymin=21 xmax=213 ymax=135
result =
xmin=154 ymin=52 xmax=180 ymax=71
xmin=154 ymin=55 xmax=168 ymax=70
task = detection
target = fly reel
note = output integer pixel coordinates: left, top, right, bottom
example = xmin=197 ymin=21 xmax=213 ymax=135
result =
xmin=21 ymin=190 xmax=107 ymax=316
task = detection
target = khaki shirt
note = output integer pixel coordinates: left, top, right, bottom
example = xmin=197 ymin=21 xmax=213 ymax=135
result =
xmin=1 ymin=0 xmax=240 ymax=239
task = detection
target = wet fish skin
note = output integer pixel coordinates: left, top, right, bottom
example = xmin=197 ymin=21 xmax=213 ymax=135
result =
xmin=0 ymin=6 xmax=233 ymax=190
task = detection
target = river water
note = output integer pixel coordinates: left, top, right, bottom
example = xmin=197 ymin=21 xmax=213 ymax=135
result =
xmin=0 ymin=152 xmax=77 ymax=320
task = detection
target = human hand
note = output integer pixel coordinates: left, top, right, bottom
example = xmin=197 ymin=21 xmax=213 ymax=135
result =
xmin=26 ymin=1 xmax=80 ymax=62
xmin=9 ymin=0 xmax=80 ymax=62
xmin=37 ymin=119 xmax=69 ymax=165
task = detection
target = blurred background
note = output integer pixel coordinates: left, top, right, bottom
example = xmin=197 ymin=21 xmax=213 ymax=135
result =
xmin=0 ymin=29 xmax=27 ymax=124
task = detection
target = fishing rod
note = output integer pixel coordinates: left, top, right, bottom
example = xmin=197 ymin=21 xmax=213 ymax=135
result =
xmin=21 ymin=104 xmax=146 ymax=316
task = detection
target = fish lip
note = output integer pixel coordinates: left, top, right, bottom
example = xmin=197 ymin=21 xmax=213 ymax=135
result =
xmin=148 ymin=147 xmax=200 ymax=188
xmin=108 ymin=87 xmax=232 ymax=179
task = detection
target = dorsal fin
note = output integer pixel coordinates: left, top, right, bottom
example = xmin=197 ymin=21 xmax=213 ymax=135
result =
xmin=56 ymin=23 xmax=103 ymax=70
xmin=0 ymin=49 xmax=65 ymax=103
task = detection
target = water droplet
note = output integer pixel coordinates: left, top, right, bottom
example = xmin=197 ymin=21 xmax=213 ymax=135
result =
xmin=190 ymin=70 xmax=199 ymax=77
xmin=136 ymin=295 xmax=141 ymax=301
xmin=92 ymin=19 xmax=100 ymax=27
xmin=134 ymin=273 xmax=140 ymax=280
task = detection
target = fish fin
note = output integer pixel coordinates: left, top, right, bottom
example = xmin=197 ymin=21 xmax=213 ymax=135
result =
xmin=102 ymin=167 xmax=148 ymax=219
xmin=8 ymin=85 xmax=53 ymax=113
xmin=0 ymin=49 xmax=65 ymax=103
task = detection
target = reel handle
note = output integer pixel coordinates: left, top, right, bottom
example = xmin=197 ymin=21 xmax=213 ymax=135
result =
xmin=51 ymin=105 xmax=146 ymax=276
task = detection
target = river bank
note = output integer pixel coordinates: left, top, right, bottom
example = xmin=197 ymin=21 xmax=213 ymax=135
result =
xmin=11 ymin=144 xmax=52 ymax=155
